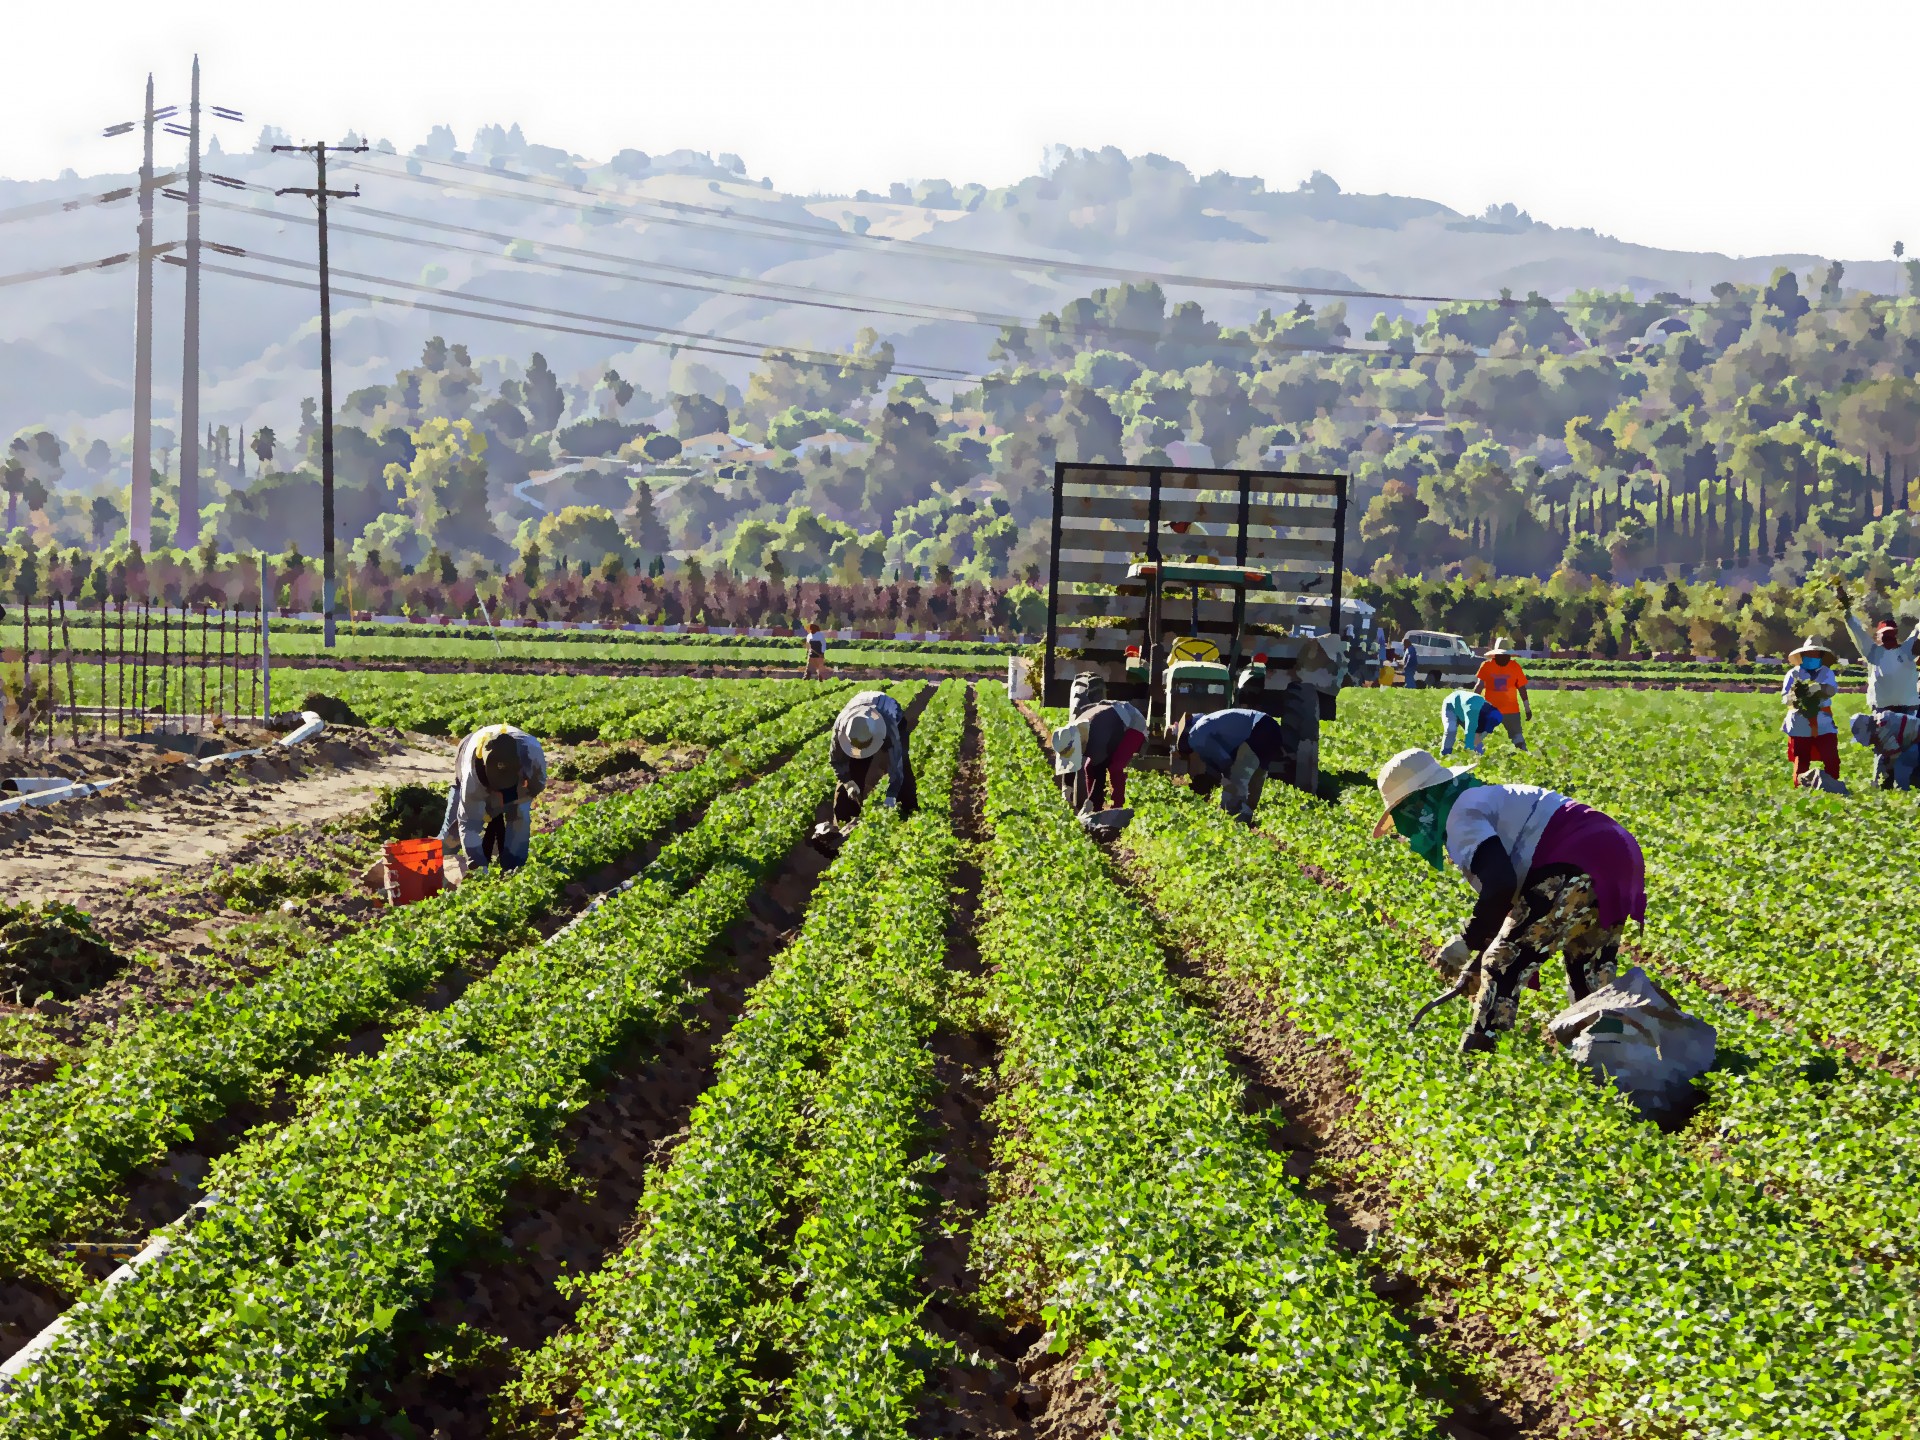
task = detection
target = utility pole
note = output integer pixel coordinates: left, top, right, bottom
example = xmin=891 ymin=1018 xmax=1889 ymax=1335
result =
xmin=131 ymin=77 xmax=160 ymax=547
xmin=275 ymin=139 xmax=365 ymax=649
xmin=176 ymin=57 xmax=201 ymax=549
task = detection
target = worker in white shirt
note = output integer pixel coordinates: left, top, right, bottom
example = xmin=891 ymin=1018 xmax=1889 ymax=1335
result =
xmin=1835 ymin=580 xmax=1919 ymax=789
xmin=440 ymin=723 xmax=548 ymax=874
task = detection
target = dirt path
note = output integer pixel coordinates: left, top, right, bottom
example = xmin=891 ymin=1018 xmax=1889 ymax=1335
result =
xmin=0 ymin=743 xmax=450 ymax=909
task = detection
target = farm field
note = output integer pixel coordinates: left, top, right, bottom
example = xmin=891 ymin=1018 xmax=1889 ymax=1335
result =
xmin=0 ymin=675 xmax=1915 ymax=1437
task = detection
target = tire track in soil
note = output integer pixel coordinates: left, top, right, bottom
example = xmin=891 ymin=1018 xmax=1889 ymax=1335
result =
xmin=0 ymin=732 xmax=821 ymax=1364
xmin=335 ymin=810 xmax=839 ymax=1440
xmin=912 ymin=686 xmax=1105 ymax=1440
xmin=1005 ymin=700 xmax=1564 ymax=1439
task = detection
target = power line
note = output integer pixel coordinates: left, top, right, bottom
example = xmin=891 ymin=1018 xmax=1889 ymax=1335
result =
xmin=0 ymin=174 xmax=181 ymax=228
xmin=0 ymin=245 xmax=177 ymax=288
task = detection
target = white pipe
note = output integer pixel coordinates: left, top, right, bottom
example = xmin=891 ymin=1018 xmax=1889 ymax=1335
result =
xmin=1 ymin=778 xmax=69 ymax=794
xmin=0 ymin=713 xmax=324 ymax=816
xmin=0 ymin=1196 xmax=220 ymax=1386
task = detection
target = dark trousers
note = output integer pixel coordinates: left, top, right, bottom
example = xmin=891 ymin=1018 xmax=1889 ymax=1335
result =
xmin=831 ymin=739 xmax=917 ymax=824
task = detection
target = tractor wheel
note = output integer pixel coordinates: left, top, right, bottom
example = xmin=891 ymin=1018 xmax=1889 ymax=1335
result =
xmin=1276 ymin=682 xmax=1321 ymax=794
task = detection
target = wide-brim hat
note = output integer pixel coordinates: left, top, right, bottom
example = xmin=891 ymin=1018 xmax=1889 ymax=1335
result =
xmin=1371 ymin=747 xmax=1472 ymax=838
xmin=844 ymin=714 xmax=883 ymax=759
xmin=1786 ymin=636 xmax=1837 ymax=663
xmin=1487 ymin=636 xmax=1514 ymax=656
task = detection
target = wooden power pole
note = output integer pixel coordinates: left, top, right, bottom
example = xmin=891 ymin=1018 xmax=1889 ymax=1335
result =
xmin=274 ymin=138 xmax=365 ymax=649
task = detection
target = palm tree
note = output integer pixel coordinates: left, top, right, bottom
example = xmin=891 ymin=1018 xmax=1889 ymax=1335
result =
xmin=250 ymin=426 xmax=276 ymax=477
xmin=1 ymin=459 xmax=23 ymax=530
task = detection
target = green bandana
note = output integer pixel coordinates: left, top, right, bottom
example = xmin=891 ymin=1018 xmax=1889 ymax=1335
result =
xmin=1390 ymin=772 xmax=1484 ymax=870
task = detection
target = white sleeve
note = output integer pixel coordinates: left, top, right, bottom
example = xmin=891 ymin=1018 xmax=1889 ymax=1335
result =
xmin=1444 ymin=791 xmax=1501 ymax=873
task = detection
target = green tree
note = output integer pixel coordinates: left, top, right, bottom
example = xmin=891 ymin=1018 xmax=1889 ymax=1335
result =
xmin=383 ymin=418 xmax=496 ymax=559
xmin=250 ymin=426 xmax=276 ymax=476
xmin=626 ymin=478 xmax=669 ymax=556
xmin=524 ymin=352 xmax=566 ymax=431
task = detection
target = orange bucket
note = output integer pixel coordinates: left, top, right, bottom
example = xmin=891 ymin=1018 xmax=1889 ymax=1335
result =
xmin=383 ymin=837 xmax=444 ymax=904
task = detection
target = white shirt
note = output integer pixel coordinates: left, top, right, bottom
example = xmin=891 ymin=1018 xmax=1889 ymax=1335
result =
xmin=1844 ymin=614 xmax=1920 ymax=709
xmin=1444 ymin=783 xmax=1568 ymax=888
xmin=441 ymin=725 xmax=548 ymax=855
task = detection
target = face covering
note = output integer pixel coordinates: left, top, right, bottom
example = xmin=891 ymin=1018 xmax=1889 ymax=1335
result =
xmin=1390 ymin=772 xmax=1484 ymax=870
xmin=1800 ymin=654 xmax=1823 ymax=673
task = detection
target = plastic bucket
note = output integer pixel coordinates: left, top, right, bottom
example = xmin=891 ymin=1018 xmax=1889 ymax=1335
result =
xmin=383 ymin=838 xmax=444 ymax=904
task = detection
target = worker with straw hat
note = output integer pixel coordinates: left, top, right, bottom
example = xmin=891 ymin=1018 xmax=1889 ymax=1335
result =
xmin=440 ymin=723 xmax=548 ymax=876
xmin=1372 ymin=747 xmax=1646 ymax=1055
xmin=1472 ymin=637 xmax=1530 ymax=750
xmin=1780 ymin=637 xmax=1841 ymax=788
xmin=828 ymin=688 xmax=915 ymax=828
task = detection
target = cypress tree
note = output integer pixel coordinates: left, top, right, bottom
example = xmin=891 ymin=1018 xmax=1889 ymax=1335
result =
xmin=1756 ymin=492 xmax=1769 ymax=560
xmin=1738 ymin=480 xmax=1752 ymax=567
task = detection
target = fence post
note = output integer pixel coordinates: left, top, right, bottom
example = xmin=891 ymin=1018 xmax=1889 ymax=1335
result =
xmin=259 ymin=554 xmax=271 ymax=721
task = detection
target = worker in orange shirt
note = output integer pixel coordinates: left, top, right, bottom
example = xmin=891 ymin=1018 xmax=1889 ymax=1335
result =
xmin=1473 ymin=637 xmax=1532 ymax=750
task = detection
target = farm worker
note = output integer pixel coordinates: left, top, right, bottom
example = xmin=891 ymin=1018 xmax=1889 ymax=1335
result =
xmin=1780 ymin=637 xmax=1841 ymax=787
xmin=1439 ymin=688 xmax=1504 ymax=758
xmin=1055 ymin=699 xmax=1148 ymax=813
xmin=1172 ymin=707 xmax=1286 ymax=823
xmin=1849 ymin=710 xmax=1920 ymax=791
xmin=440 ymin=723 xmax=548 ymax=875
xmin=1834 ymin=581 xmax=1919 ymax=790
xmin=1372 ymin=747 xmax=1647 ymax=1056
xmin=803 ymin=623 xmax=830 ymax=680
xmin=831 ymin=689 xmax=916 ymax=825
xmin=1473 ymin=638 xmax=1531 ymax=750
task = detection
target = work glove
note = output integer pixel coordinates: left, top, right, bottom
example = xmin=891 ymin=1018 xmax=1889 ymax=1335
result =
xmin=1435 ymin=936 xmax=1474 ymax=981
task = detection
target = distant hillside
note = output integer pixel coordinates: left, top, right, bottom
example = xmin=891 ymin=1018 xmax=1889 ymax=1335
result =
xmin=0 ymin=129 xmax=1899 ymax=459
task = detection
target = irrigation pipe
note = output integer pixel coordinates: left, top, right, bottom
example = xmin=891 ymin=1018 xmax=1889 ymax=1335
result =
xmin=0 ymin=1196 xmax=222 ymax=1386
xmin=0 ymin=711 xmax=328 ymax=817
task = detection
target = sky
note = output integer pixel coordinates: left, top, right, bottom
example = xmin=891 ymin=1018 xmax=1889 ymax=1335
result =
xmin=6 ymin=0 xmax=1913 ymax=263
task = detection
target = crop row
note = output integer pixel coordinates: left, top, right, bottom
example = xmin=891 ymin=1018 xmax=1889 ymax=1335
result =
xmin=521 ymin=680 xmax=965 ymax=1436
xmin=0 ymin=682 xmax=856 ymax=1285
xmin=0 ymin=684 xmax=922 ymax=1434
xmin=974 ymin=686 xmax=1438 ymax=1438
xmin=1116 ymin=765 xmax=1920 ymax=1437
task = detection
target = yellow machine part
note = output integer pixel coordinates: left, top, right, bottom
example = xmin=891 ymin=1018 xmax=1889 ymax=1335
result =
xmin=1168 ymin=636 xmax=1221 ymax=664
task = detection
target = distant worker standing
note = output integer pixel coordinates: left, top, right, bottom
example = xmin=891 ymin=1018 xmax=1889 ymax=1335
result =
xmin=1439 ymin=688 xmax=1505 ymax=758
xmin=1835 ymin=580 xmax=1919 ymax=790
xmin=830 ymin=688 xmax=916 ymax=825
xmin=1372 ymin=747 xmax=1647 ymax=1055
xmin=1172 ymin=707 xmax=1287 ymax=823
xmin=1473 ymin=638 xmax=1530 ymax=749
xmin=803 ymin=623 xmax=830 ymax=681
xmin=1054 ymin=698 xmax=1148 ymax=813
xmin=440 ymin=723 xmax=548 ymax=875
xmin=1780 ymin=636 xmax=1841 ymax=788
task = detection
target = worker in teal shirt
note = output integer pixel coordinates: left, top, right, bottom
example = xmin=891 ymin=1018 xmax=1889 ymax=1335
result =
xmin=1440 ymin=688 xmax=1504 ymax=757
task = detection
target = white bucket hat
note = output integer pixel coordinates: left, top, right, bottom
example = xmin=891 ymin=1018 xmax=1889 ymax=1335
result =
xmin=1487 ymin=636 xmax=1515 ymax=656
xmin=844 ymin=713 xmax=883 ymax=759
xmin=1371 ymin=747 xmax=1472 ymax=838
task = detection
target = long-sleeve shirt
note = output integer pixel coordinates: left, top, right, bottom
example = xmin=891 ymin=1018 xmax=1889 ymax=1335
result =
xmin=1445 ymin=783 xmax=1568 ymax=951
xmin=1183 ymin=708 xmax=1283 ymax=774
xmin=833 ymin=690 xmax=907 ymax=797
xmin=1843 ymin=614 xmax=1920 ymax=709
xmin=441 ymin=724 xmax=548 ymax=856
xmin=1780 ymin=666 xmax=1838 ymax=737
xmin=1442 ymin=689 xmax=1496 ymax=735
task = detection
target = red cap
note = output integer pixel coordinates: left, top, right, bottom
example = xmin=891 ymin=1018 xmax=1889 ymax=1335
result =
xmin=1878 ymin=622 xmax=1899 ymax=644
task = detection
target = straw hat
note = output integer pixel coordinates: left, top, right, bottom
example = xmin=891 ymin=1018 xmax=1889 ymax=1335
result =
xmin=1486 ymin=637 xmax=1515 ymax=656
xmin=1371 ymin=747 xmax=1472 ymax=838
xmin=843 ymin=713 xmax=883 ymax=759
xmin=1786 ymin=636 xmax=1837 ymax=664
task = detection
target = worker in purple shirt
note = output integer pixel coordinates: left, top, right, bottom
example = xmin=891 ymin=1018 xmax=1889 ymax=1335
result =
xmin=1373 ymin=747 xmax=1647 ymax=1055
xmin=1172 ymin=707 xmax=1287 ymax=823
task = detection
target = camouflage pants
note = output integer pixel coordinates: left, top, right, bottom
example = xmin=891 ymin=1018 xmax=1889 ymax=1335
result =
xmin=1467 ymin=871 xmax=1621 ymax=1044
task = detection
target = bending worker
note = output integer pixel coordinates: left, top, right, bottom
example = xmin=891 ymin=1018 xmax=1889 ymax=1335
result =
xmin=1472 ymin=637 xmax=1530 ymax=749
xmin=1439 ymin=687 xmax=1504 ymax=758
xmin=1055 ymin=697 xmax=1148 ymax=813
xmin=440 ymin=723 xmax=548 ymax=875
xmin=831 ymin=688 xmax=916 ymax=825
xmin=1835 ymin=580 xmax=1919 ymax=790
xmin=1373 ymin=746 xmax=1646 ymax=1055
xmin=1172 ymin=706 xmax=1286 ymax=823
xmin=1780 ymin=636 xmax=1841 ymax=787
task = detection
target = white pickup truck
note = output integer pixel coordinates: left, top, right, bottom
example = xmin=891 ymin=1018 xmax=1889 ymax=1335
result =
xmin=1396 ymin=630 xmax=1480 ymax=687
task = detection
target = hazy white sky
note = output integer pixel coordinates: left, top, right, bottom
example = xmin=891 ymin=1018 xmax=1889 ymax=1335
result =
xmin=7 ymin=0 xmax=1911 ymax=261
